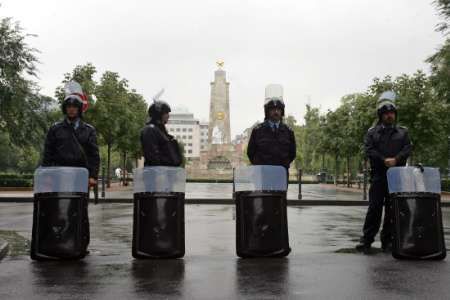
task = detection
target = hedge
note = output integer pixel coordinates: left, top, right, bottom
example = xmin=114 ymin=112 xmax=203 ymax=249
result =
xmin=0 ymin=173 xmax=34 ymax=180
xmin=0 ymin=172 xmax=448 ymax=190
xmin=0 ymin=173 xmax=33 ymax=187
xmin=0 ymin=178 xmax=33 ymax=187
xmin=442 ymin=179 xmax=450 ymax=192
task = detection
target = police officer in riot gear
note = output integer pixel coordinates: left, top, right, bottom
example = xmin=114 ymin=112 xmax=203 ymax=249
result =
xmin=356 ymin=91 xmax=412 ymax=253
xmin=247 ymin=85 xmax=296 ymax=171
xmin=135 ymin=100 xmax=184 ymax=258
xmin=239 ymin=84 xmax=294 ymax=257
xmin=141 ymin=101 xmax=182 ymax=166
xmin=42 ymin=86 xmax=100 ymax=185
xmin=40 ymin=82 xmax=100 ymax=255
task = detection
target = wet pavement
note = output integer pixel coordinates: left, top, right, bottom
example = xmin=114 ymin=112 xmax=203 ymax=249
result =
xmin=0 ymin=202 xmax=450 ymax=299
xmin=2 ymin=184 xmax=449 ymax=203
xmin=0 ymin=183 xmax=368 ymax=201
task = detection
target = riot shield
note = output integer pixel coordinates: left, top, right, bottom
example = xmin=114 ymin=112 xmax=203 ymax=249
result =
xmin=132 ymin=167 xmax=186 ymax=258
xmin=234 ymin=165 xmax=290 ymax=258
xmin=387 ymin=166 xmax=446 ymax=260
xmin=30 ymin=167 xmax=89 ymax=260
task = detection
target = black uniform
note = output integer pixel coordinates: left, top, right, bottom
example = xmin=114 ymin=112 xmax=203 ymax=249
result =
xmin=361 ymin=123 xmax=412 ymax=245
xmin=42 ymin=119 xmax=100 ymax=178
xmin=141 ymin=123 xmax=182 ymax=167
xmin=247 ymin=121 xmax=296 ymax=170
xmin=37 ymin=118 xmax=99 ymax=256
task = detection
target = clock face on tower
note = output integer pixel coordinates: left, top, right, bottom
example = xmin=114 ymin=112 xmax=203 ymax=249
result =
xmin=216 ymin=112 xmax=225 ymax=121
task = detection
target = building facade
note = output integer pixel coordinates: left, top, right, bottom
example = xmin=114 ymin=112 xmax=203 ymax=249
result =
xmin=166 ymin=108 xmax=207 ymax=159
xmin=199 ymin=122 xmax=209 ymax=152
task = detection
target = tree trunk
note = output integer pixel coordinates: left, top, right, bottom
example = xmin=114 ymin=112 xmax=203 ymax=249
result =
xmin=347 ymin=156 xmax=351 ymax=188
xmin=107 ymin=142 xmax=111 ymax=188
xmin=334 ymin=154 xmax=338 ymax=185
xmin=122 ymin=151 xmax=128 ymax=186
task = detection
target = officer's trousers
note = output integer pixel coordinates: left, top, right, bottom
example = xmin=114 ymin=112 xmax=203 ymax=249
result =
xmin=361 ymin=179 xmax=392 ymax=245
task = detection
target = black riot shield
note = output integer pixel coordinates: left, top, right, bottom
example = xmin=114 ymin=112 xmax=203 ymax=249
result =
xmin=388 ymin=167 xmax=446 ymax=260
xmin=234 ymin=165 xmax=291 ymax=258
xmin=132 ymin=167 xmax=186 ymax=259
xmin=30 ymin=167 xmax=89 ymax=260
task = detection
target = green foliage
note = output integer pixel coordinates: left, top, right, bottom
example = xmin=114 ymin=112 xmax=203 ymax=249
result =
xmin=434 ymin=0 xmax=450 ymax=33
xmin=0 ymin=179 xmax=32 ymax=187
xmin=0 ymin=16 xmax=57 ymax=149
xmin=0 ymin=172 xmax=33 ymax=187
xmin=53 ymin=65 xmax=149 ymax=185
xmin=0 ymin=131 xmax=42 ymax=173
xmin=91 ymin=71 xmax=129 ymax=147
xmin=116 ymin=90 xmax=148 ymax=162
xmin=0 ymin=15 xmax=59 ymax=174
xmin=0 ymin=173 xmax=33 ymax=180
xmin=291 ymin=71 xmax=449 ymax=179
xmin=298 ymin=106 xmax=323 ymax=173
xmin=442 ymin=178 xmax=450 ymax=192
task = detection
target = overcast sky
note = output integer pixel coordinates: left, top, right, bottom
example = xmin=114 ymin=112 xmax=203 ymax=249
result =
xmin=1 ymin=0 xmax=444 ymax=136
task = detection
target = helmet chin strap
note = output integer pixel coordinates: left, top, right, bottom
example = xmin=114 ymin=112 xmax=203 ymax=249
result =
xmin=67 ymin=114 xmax=80 ymax=121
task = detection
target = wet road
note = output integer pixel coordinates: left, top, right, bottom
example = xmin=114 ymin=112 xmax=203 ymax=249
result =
xmin=0 ymin=183 xmax=366 ymax=201
xmin=1 ymin=203 xmax=450 ymax=299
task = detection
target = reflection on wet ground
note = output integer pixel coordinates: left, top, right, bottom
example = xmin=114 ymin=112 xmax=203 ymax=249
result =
xmin=0 ymin=183 xmax=367 ymax=200
xmin=0 ymin=203 xmax=449 ymax=299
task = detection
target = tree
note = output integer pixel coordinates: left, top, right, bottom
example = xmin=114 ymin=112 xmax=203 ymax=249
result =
xmin=367 ymin=73 xmax=449 ymax=168
xmin=116 ymin=90 xmax=147 ymax=185
xmin=300 ymin=105 xmax=322 ymax=173
xmin=427 ymin=40 xmax=450 ymax=106
xmin=284 ymin=115 xmax=302 ymax=168
xmin=434 ymin=0 xmax=450 ymax=34
xmin=92 ymin=71 xmax=129 ymax=187
xmin=0 ymin=16 xmax=53 ymax=147
xmin=428 ymin=0 xmax=450 ymax=174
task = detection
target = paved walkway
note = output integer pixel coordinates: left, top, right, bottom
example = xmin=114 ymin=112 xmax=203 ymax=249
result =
xmin=0 ymin=203 xmax=449 ymax=299
xmin=5 ymin=183 xmax=450 ymax=200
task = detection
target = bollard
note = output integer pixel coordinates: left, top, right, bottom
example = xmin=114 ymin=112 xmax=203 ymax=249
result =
xmin=232 ymin=167 xmax=235 ymax=194
xmin=94 ymin=182 xmax=98 ymax=204
xmin=448 ymin=136 xmax=450 ymax=180
xmin=297 ymin=168 xmax=302 ymax=200
xmin=101 ymin=166 xmax=106 ymax=199
xmin=363 ymin=160 xmax=368 ymax=201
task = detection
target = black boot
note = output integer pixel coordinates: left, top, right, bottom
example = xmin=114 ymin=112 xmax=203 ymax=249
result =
xmin=355 ymin=241 xmax=372 ymax=254
xmin=381 ymin=241 xmax=392 ymax=253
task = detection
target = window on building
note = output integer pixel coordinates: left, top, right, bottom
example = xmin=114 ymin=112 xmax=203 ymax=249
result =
xmin=188 ymin=128 xmax=193 ymax=132
xmin=176 ymin=128 xmax=180 ymax=132
xmin=182 ymin=128 xmax=187 ymax=132
xmin=188 ymin=143 xmax=192 ymax=146
xmin=182 ymin=135 xmax=186 ymax=139
xmin=188 ymin=135 xmax=192 ymax=139
xmin=188 ymin=150 xmax=192 ymax=154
